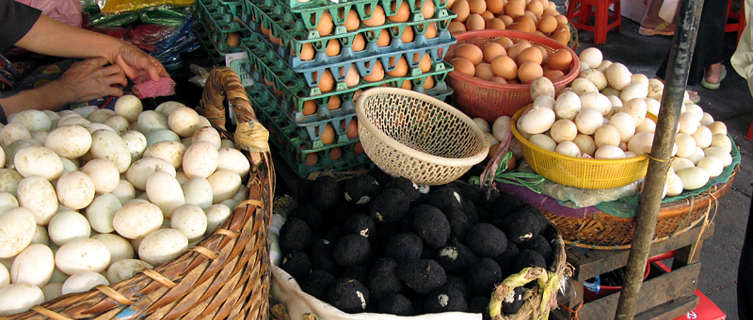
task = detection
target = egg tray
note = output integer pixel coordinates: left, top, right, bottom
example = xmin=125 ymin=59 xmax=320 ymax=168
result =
xmin=238 ymin=37 xmax=454 ymax=109
xmin=241 ymin=0 xmax=455 ymax=59
xmin=247 ymin=82 xmax=360 ymax=148
xmin=194 ymin=0 xmax=250 ymax=54
xmin=199 ymin=0 xmax=246 ymax=19
xmin=246 ymin=87 xmax=371 ymax=178
xmin=243 ymin=31 xmax=454 ymax=88
xmin=272 ymin=0 xmax=446 ymax=13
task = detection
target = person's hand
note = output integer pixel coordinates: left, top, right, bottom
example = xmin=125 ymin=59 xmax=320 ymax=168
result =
xmin=52 ymin=57 xmax=128 ymax=104
xmin=110 ymin=42 xmax=169 ymax=84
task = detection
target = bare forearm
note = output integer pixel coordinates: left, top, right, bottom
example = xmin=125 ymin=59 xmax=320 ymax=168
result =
xmin=14 ymin=15 xmax=120 ymax=62
xmin=0 ymin=82 xmax=71 ymax=115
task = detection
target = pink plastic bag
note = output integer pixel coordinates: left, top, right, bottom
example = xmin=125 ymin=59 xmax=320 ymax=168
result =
xmin=15 ymin=0 xmax=83 ymax=27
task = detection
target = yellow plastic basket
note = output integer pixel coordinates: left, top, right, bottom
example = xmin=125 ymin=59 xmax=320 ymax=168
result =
xmin=511 ymin=106 xmax=651 ymax=189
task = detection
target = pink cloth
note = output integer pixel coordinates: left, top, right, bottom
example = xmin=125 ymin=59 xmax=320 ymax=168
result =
xmin=16 ymin=0 xmax=82 ymax=27
xmin=134 ymin=77 xmax=175 ymax=98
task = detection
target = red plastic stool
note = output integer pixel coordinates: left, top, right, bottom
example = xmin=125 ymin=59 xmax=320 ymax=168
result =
xmin=745 ymin=119 xmax=753 ymax=140
xmin=566 ymin=0 xmax=622 ymax=44
xmin=726 ymin=0 xmax=746 ymax=44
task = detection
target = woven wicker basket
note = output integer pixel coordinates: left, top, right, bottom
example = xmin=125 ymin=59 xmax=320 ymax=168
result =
xmin=531 ymin=168 xmax=737 ymax=249
xmin=355 ymin=87 xmax=489 ymax=186
xmin=5 ymin=67 xmax=275 ymax=319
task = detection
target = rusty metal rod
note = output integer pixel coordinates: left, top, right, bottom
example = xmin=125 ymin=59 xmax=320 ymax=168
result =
xmin=614 ymin=0 xmax=705 ymax=318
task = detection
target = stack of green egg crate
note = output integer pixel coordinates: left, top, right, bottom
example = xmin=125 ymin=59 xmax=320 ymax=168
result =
xmin=203 ymin=0 xmax=457 ymax=178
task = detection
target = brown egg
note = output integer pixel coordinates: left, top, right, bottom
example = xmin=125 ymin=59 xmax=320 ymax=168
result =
xmin=343 ymin=9 xmax=360 ymax=31
xmin=524 ymin=11 xmax=539 ymax=24
xmin=346 ymin=120 xmax=358 ymax=139
xmin=328 ymin=95 xmax=342 ymax=110
xmin=543 ymin=8 xmax=559 ymax=16
xmin=227 ymin=32 xmax=240 ymax=47
xmin=260 ymin=25 xmax=270 ymax=36
xmin=488 ymin=18 xmax=506 ymax=30
xmin=451 ymin=0 xmax=471 ymax=22
xmin=377 ymin=29 xmax=391 ymax=47
xmin=475 ymin=63 xmax=494 ymax=80
xmin=416 ymin=53 xmax=433 ymax=72
xmin=451 ymin=57 xmax=476 ymax=76
xmin=492 ymin=76 xmax=508 ymax=84
xmin=538 ymin=14 xmax=558 ymax=34
xmin=534 ymin=45 xmax=549 ymax=61
xmin=454 ymin=43 xmax=483 ymax=64
xmin=526 ymin=0 xmax=544 ymax=18
xmin=556 ymin=14 xmax=569 ymax=26
xmin=317 ymin=11 xmax=334 ymax=36
xmin=468 ymin=0 xmax=486 ymax=13
xmin=344 ymin=65 xmax=361 ymax=87
xmin=425 ymin=23 xmax=438 ymax=38
xmin=329 ymin=148 xmax=342 ymax=160
xmin=506 ymin=41 xmax=532 ymax=60
xmin=269 ymin=34 xmax=281 ymax=45
xmin=547 ymin=48 xmax=572 ymax=71
xmin=364 ymin=61 xmax=385 ymax=82
xmin=402 ymin=26 xmax=415 ymax=43
xmin=401 ymin=79 xmax=413 ymax=89
xmin=305 ymin=153 xmax=319 ymax=166
xmin=422 ymin=0 xmax=435 ymax=18
xmin=483 ymin=42 xmax=506 ymax=63
xmin=326 ymin=39 xmax=341 ymax=56
xmin=363 ymin=5 xmax=386 ymax=26
xmin=496 ymin=36 xmax=515 ymax=48
xmin=352 ymin=34 xmax=366 ymax=51
xmin=504 ymin=0 xmax=526 ymax=18
xmin=319 ymin=124 xmax=336 ymax=145
xmin=466 ymin=13 xmax=486 ymax=31
xmin=482 ymin=10 xmax=495 ymax=20
xmin=543 ymin=69 xmax=565 ymax=82
xmin=487 ymin=0 xmax=505 ymax=14
xmin=516 ymin=46 xmax=543 ymax=64
xmin=389 ymin=1 xmax=411 ymax=23
xmin=500 ymin=15 xmax=514 ymax=25
xmin=449 ymin=21 xmax=467 ymax=34
xmin=318 ymin=70 xmax=335 ymax=93
xmin=300 ymin=43 xmax=315 ymax=60
xmin=491 ymin=55 xmax=517 ymax=79
xmin=354 ymin=142 xmax=364 ymax=154
xmin=552 ymin=27 xmax=570 ymax=45
xmin=510 ymin=15 xmax=536 ymax=33
xmin=303 ymin=100 xmax=317 ymax=115
xmin=423 ymin=76 xmax=435 ymax=89
xmin=517 ymin=62 xmax=543 ymax=83
xmin=387 ymin=57 xmax=409 ymax=77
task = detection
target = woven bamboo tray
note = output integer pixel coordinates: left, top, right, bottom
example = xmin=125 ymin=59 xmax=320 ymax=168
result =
xmin=5 ymin=67 xmax=275 ymax=319
xmin=501 ymin=168 xmax=737 ymax=249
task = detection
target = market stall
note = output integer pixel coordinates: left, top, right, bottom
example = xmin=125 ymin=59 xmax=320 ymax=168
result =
xmin=0 ymin=0 xmax=741 ymax=319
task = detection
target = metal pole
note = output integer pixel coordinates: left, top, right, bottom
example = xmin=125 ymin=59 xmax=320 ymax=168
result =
xmin=614 ymin=0 xmax=704 ymax=318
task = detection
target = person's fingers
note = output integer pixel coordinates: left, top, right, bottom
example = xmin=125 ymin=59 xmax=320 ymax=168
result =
xmin=104 ymin=86 xmax=124 ymax=97
xmin=98 ymin=65 xmax=125 ymax=77
xmin=103 ymin=73 xmax=128 ymax=87
xmin=115 ymin=55 xmax=138 ymax=80
xmin=87 ymin=57 xmax=110 ymax=67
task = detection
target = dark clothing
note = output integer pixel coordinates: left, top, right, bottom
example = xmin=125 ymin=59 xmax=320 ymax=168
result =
xmin=656 ymin=0 xmax=729 ymax=86
xmin=739 ymin=184 xmax=753 ymax=320
xmin=0 ymin=0 xmax=41 ymax=52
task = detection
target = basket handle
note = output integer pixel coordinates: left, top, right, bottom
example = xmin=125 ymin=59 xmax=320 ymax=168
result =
xmin=199 ymin=67 xmax=270 ymax=161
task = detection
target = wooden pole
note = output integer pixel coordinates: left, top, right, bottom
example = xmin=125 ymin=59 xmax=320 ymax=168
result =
xmin=614 ymin=0 xmax=705 ymax=318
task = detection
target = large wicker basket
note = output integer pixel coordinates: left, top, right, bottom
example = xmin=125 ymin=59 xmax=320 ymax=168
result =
xmin=6 ymin=68 xmax=275 ymax=319
xmin=499 ymin=168 xmax=737 ymax=249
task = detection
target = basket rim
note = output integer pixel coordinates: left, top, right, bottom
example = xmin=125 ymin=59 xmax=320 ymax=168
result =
xmin=445 ymin=30 xmax=581 ymax=90
xmin=511 ymin=105 xmax=653 ymax=165
xmin=355 ymin=87 xmax=489 ymax=168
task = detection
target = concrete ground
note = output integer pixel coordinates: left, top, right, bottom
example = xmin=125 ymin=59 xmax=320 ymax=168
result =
xmin=575 ymin=18 xmax=753 ymax=319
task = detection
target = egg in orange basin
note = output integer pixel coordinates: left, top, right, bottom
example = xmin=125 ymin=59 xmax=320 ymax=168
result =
xmin=491 ymin=55 xmax=517 ymax=80
xmin=488 ymin=18 xmax=506 ymax=30
xmin=504 ymin=0 xmax=525 ymax=18
xmin=451 ymin=0 xmax=470 ymax=21
xmin=453 ymin=43 xmax=483 ymax=64
xmin=448 ymin=21 xmax=467 ymax=34
xmin=547 ymin=48 xmax=572 ymax=71
xmin=475 ymin=63 xmax=494 ymax=80
xmin=483 ymin=42 xmax=506 ymax=63
xmin=389 ymin=1 xmax=411 ymax=23
xmin=482 ymin=11 xmax=495 ymax=20
xmin=487 ymin=0 xmax=504 ymax=14
xmin=328 ymin=95 xmax=342 ymax=110
xmin=516 ymin=47 xmax=543 ymax=65
xmin=468 ymin=0 xmax=486 ymax=14
xmin=466 ymin=14 xmax=486 ymax=31
xmin=543 ymin=69 xmax=565 ymax=82
xmin=318 ymin=124 xmax=336 ymax=145
xmin=318 ymin=70 xmax=335 ymax=93
xmin=450 ymin=57 xmax=475 ymax=76
xmin=538 ymin=14 xmax=558 ymax=34
xmin=495 ymin=36 xmax=514 ymax=48
xmin=517 ymin=62 xmax=543 ymax=83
